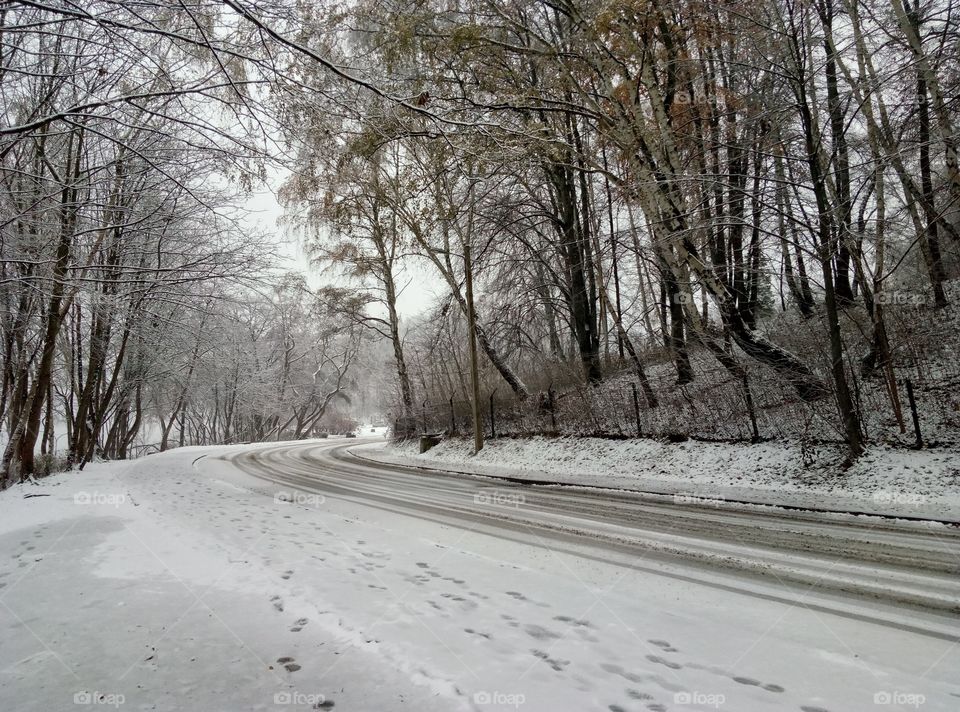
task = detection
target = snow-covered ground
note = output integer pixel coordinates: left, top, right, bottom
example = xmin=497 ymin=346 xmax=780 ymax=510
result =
xmin=1 ymin=442 xmax=958 ymax=711
xmin=360 ymin=437 xmax=960 ymax=521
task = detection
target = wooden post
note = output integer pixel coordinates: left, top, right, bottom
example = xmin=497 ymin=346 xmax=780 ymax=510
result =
xmin=630 ymin=383 xmax=642 ymax=437
xmin=742 ymin=373 xmax=760 ymax=443
xmin=464 ymin=242 xmax=484 ymax=454
xmin=905 ymin=378 xmax=923 ymax=448
xmin=449 ymin=396 xmax=456 ymax=435
xmin=885 ymin=362 xmax=906 ymax=433
xmin=548 ymin=385 xmax=557 ymax=433
xmin=489 ymin=392 xmax=496 ymax=438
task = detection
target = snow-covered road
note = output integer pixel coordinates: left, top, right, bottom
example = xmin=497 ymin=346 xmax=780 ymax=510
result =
xmin=228 ymin=440 xmax=960 ymax=625
xmin=2 ymin=439 xmax=958 ymax=711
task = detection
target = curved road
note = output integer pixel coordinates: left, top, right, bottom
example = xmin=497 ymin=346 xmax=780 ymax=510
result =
xmin=217 ymin=438 xmax=960 ymax=640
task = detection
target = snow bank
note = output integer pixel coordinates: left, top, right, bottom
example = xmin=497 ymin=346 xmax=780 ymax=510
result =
xmin=0 ymin=449 xmax=455 ymax=712
xmin=360 ymin=436 xmax=960 ymax=520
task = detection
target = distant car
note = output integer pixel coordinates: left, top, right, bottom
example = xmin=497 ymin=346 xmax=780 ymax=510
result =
xmin=370 ymin=428 xmax=376 ymax=432
xmin=345 ymin=432 xmax=357 ymax=438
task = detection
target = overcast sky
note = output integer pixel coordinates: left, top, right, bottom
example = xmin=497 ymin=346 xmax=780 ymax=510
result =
xmin=242 ymin=184 xmax=438 ymax=320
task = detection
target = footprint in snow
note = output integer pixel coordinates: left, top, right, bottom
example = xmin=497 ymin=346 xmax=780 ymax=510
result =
xmin=524 ymin=624 xmax=561 ymax=641
xmin=505 ymin=590 xmax=550 ymax=607
xmin=290 ymin=618 xmax=308 ymax=632
xmin=532 ymin=649 xmax=569 ymax=672
xmin=648 ymin=639 xmax=678 ymax=652
xmin=464 ymin=628 xmax=492 ymax=640
xmin=646 ymin=655 xmax=682 ymax=670
xmin=554 ymin=615 xmax=593 ymax=628
xmin=270 ymin=595 xmax=284 ymax=612
xmin=276 ymin=656 xmax=300 ymax=672
xmin=733 ymin=676 xmax=785 ymax=693
xmin=281 ymin=570 xmax=294 ymax=580
xmin=599 ymin=663 xmax=644 ymax=684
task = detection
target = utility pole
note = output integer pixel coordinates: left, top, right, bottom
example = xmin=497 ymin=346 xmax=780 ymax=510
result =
xmin=464 ymin=241 xmax=484 ymax=454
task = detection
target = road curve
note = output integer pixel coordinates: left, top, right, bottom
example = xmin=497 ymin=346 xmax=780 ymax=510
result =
xmin=214 ymin=438 xmax=960 ymax=639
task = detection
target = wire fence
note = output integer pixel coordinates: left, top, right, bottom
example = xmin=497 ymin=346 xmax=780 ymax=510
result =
xmin=404 ymin=382 xmax=811 ymax=443
xmin=393 ymin=297 xmax=960 ymax=448
xmin=398 ymin=350 xmax=960 ymax=447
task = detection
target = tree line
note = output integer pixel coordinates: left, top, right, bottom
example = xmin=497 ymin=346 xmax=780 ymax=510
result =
xmin=281 ymin=0 xmax=959 ymax=459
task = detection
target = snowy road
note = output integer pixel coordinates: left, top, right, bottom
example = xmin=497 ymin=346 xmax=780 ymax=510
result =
xmin=2 ymin=439 xmax=959 ymax=712
xmin=210 ymin=438 xmax=960 ymax=710
xmin=226 ymin=439 xmax=960 ymax=628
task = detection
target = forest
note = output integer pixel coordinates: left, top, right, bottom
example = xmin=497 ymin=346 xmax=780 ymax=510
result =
xmin=1 ymin=0 xmax=959 ymax=487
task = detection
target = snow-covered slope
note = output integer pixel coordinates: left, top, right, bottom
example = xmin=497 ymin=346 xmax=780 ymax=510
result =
xmin=362 ymin=436 xmax=960 ymax=520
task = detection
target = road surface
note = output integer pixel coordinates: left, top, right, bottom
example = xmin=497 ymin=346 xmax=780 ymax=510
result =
xmin=221 ymin=438 xmax=960 ymax=636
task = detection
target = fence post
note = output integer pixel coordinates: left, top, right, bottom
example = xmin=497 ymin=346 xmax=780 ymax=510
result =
xmin=489 ymin=392 xmax=496 ymax=438
xmin=741 ymin=372 xmax=760 ymax=443
xmin=905 ymin=379 xmax=923 ymax=448
xmin=449 ymin=396 xmax=456 ymax=435
xmin=421 ymin=400 xmax=427 ymax=433
xmin=548 ymin=385 xmax=557 ymax=433
xmin=630 ymin=382 xmax=642 ymax=437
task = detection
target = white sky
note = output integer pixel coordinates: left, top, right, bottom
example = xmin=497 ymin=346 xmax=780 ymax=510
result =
xmin=241 ymin=184 xmax=437 ymax=319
